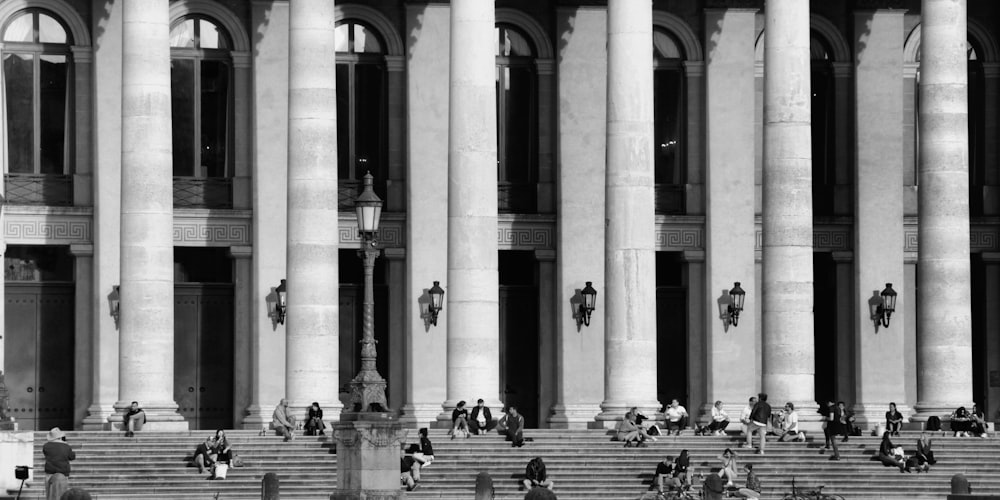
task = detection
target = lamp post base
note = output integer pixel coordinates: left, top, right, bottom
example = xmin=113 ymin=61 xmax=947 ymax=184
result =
xmin=347 ymin=370 xmax=389 ymax=413
xmin=330 ymin=420 xmax=409 ymax=500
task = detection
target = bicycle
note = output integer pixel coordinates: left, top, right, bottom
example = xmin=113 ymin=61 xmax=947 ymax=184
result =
xmin=782 ymin=477 xmax=846 ymax=500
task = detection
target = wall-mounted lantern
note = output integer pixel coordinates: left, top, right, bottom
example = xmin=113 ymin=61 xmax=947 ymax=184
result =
xmin=428 ymin=281 xmax=445 ymax=326
xmin=109 ymin=285 xmax=121 ymax=326
xmin=271 ymin=279 xmax=287 ymax=325
xmin=578 ymin=281 xmax=597 ymax=327
xmin=872 ymin=283 xmax=897 ymax=328
xmin=728 ymin=282 xmax=745 ymax=327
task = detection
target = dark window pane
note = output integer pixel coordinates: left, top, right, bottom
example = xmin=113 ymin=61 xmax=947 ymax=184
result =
xmin=354 ymin=64 xmax=384 ymax=178
xmin=38 ymin=54 xmax=67 ymax=174
xmin=654 ymin=68 xmax=683 ymax=185
xmin=38 ymin=13 xmax=67 ymax=44
xmin=353 ymin=24 xmax=382 ymax=54
xmin=336 ymin=64 xmax=350 ymax=179
xmin=811 ymin=67 xmax=834 ymax=186
xmin=501 ymin=65 xmax=534 ymax=183
xmin=170 ymin=19 xmax=196 ymax=48
xmin=3 ymin=13 xmax=33 ymax=42
xmin=653 ymin=31 xmax=682 ymax=59
xmin=4 ymin=53 xmax=35 ymax=173
xmin=200 ymin=60 xmax=229 ymax=177
xmin=171 ymin=58 xmax=195 ymax=176
xmin=4 ymin=245 xmax=74 ymax=282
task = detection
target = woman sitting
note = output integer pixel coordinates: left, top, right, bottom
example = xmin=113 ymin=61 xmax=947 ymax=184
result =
xmin=522 ymin=457 xmax=554 ymax=490
xmin=971 ymin=404 xmax=990 ymax=438
xmin=951 ymin=406 xmax=973 ymax=437
xmin=915 ymin=432 xmax=936 ymax=470
xmin=877 ymin=431 xmax=906 ymax=473
xmin=885 ymin=402 xmax=903 ymax=437
xmin=673 ymin=449 xmax=694 ymax=490
xmin=213 ymin=429 xmax=233 ymax=463
xmin=450 ymin=400 xmax=470 ymax=439
xmin=305 ymin=402 xmax=326 ymax=436
xmin=615 ymin=412 xmax=647 ymax=447
xmin=717 ymin=448 xmax=738 ymax=488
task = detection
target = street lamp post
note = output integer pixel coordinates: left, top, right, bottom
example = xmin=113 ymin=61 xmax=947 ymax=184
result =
xmin=347 ymin=172 xmax=388 ymax=413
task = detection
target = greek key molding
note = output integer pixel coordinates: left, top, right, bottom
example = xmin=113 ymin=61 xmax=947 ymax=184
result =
xmin=498 ymin=215 xmax=554 ymax=250
xmin=174 ymin=210 xmax=252 ymax=246
xmin=655 ymin=216 xmax=705 ymax=251
xmin=339 ymin=214 xmax=404 ymax=248
xmin=753 ymin=221 xmax=853 ymax=252
xmin=904 ymin=220 xmax=1000 ymax=253
xmin=5 ymin=207 xmax=92 ymax=244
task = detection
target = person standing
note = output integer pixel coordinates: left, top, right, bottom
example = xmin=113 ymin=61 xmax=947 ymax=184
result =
xmin=745 ymin=393 xmax=771 ymax=454
xmin=43 ymin=427 xmax=75 ymax=500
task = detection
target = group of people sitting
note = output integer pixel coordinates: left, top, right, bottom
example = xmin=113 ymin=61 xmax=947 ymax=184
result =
xmin=271 ymin=399 xmax=328 ymax=441
xmin=450 ymin=399 xmax=528 ymax=447
xmin=949 ymin=404 xmax=991 ymax=438
xmin=400 ymin=428 xmax=435 ymax=491
xmin=192 ymin=429 xmax=239 ymax=479
xmin=652 ymin=448 xmax=762 ymax=500
xmin=876 ymin=431 xmax=937 ymax=473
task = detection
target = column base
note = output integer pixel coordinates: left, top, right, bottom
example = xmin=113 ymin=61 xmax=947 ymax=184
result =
xmin=851 ymin=403 xmax=914 ymax=429
xmin=912 ymin=401 xmax=973 ymax=421
xmin=398 ymin=403 xmax=443 ymax=429
xmin=548 ymin=404 xmax=602 ymax=429
xmin=240 ymin=404 xmax=274 ymax=431
xmin=80 ymin=404 xmax=118 ymax=430
xmin=111 ymin=401 xmax=188 ymax=431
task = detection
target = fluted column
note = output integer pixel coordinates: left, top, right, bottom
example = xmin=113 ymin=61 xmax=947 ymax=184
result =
xmin=915 ymin=0 xmax=973 ymax=417
xmin=117 ymin=0 xmax=184 ymax=428
xmin=852 ymin=8 xmax=909 ymax=424
xmin=761 ymin=0 xmax=815 ymax=415
xmin=599 ymin=0 xmax=658 ymax=421
xmin=445 ymin=0 xmax=501 ymax=412
xmin=286 ymin=0 xmax=340 ymax=420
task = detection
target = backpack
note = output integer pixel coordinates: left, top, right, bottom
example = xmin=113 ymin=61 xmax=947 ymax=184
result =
xmin=926 ymin=416 xmax=942 ymax=431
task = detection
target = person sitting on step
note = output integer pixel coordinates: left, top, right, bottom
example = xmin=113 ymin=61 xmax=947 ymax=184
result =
xmin=406 ymin=427 xmax=435 ymax=477
xmin=616 ymin=411 xmax=648 ymax=448
xmin=470 ymin=399 xmax=498 ymax=435
xmin=123 ymin=401 xmax=145 ymax=438
xmin=654 ymin=455 xmax=679 ymax=494
xmin=521 ymin=457 xmax=554 ymax=490
xmin=707 ymin=400 xmax=730 ymax=436
xmin=737 ymin=463 xmax=761 ymax=499
xmin=877 ymin=431 xmax=906 ymax=473
xmin=950 ymin=406 xmax=973 ymax=437
xmin=304 ymin=402 xmax=326 ymax=436
xmin=971 ymin=403 xmax=990 ymax=438
xmin=193 ymin=435 xmax=217 ymax=474
xmin=915 ymin=432 xmax=935 ymax=471
xmin=777 ymin=402 xmax=806 ymax=442
xmin=400 ymin=450 xmax=421 ymax=491
xmin=885 ymin=402 xmax=904 ymax=437
xmin=663 ymin=399 xmax=689 ymax=436
xmin=451 ymin=400 xmax=471 ymax=439
xmin=716 ymin=448 xmax=738 ymax=488
xmin=272 ymin=398 xmax=297 ymax=441
xmin=498 ymin=406 xmax=526 ymax=447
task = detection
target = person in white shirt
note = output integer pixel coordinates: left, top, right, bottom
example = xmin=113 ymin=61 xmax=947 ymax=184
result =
xmin=778 ymin=402 xmax=806 ymax=442
xmin=739 ymin=396 xmax=757 ymax=436
xmin=708 ymin=400 xmax=731 ymax=436
xmin=664 ymin=399 xmax=689 ymax=436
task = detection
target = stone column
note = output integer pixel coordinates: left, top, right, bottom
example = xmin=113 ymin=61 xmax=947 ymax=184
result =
xmin=286 ymin=0 xmax=340 ymax=419
xmin=399 ymin=3 xmax=449 ymax=428
xmin=117 ymin=0 xmax=184 ymax=428
xmin=852 ymin=8 xmax=909 ymax=424
xmin=761 ymin=0 xmax=816 ymax=417
xmin=702 ymin=7 xmax=758 ymax=421
xmin=599 ymin=0 xmax=659 ymax=421
xmin=445 ymin=0 xmax=501 ymax=411
xmin=83 ymin=0 xmax=122 ymax=430
xmin=71 ymin=244 xmax=94 ymax=427
xmin=243 ymin=0 xmax=289 ymax=429
xmin=915 ymin=0 xmax=973 ymax=417
xmin=550 ymin=5 xmax=605 ymax=429
xmin=230 ymin=246 xmax=253 ymax=427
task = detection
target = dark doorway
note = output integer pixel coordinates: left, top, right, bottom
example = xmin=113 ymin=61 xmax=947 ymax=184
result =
xmin=656 ymin=252 xmax=687 ymax=408
xmin=813 ymin=252 xmax=837 ymax=405
xmin=4 ymin=245 xmax=75 ymax=430
xmin=173 ymin=248 xmax=234 ymax=430
xmin=339 ymin=250 xmax=389 ymax=404
xmin=499 ymin=251 xmax=539 ymax=427
xmin=971 ymin=254 xmax=987 ymax=411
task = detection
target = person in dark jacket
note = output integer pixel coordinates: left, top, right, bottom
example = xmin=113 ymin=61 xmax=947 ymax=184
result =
xmin=43 ymin=427 xmax=75 ymax=500
xmin=470 ymin=399 xmax=497 ymax=434
xmin=702 ymin=468 xmax=726 ymax=500
xmin=743 ymin=393 xmax=771 ymax=454
xmin=500 ymin=406 xmax=525 ymax=447
xmin=305 ymin=402 xmax=326 ymax=436
xmin=885 ymin=402 xmax=904 ymax=436
xmin=522 ymin=457 xmax=554 ymax=490
xmin=877 ymin=431 xmax=906 ymax=472
xmin=123 ymin=401 xmax=145 ymax=437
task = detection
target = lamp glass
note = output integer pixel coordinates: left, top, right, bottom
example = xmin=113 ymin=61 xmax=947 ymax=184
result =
xmin=730 ymin=282 xmax=746 ymax=311
xmin=276 ymin=279 xmax=287 ymax=307
xmin=354 ymin=171 xmax=383 ymax=234
xmin=581 ymin=281 xmax=597 ymax=311
xmin=881 ymin=283 xmax=896 ymax=312
xmin=429 ymin=281 xmax=445 ymax=311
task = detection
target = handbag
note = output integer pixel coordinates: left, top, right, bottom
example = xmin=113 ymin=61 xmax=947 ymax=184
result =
xmin=213 ymin=463 xmax=229 ymax=480
xmin=231 ymin=455 xmax=244 ymax=467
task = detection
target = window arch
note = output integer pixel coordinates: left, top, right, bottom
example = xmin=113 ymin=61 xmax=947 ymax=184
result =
xmin=496 ymin=23 xmax=537 ymax=213
xmin=170 ymin=15 xmax=233 ymax=196
xmin=2 ymin=9 xmax=73 ymax=180
xmin=336 ymin=19 xmax=387 ymax=189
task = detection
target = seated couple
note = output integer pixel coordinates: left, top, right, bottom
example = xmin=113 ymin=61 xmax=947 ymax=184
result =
xmin=616 ymin=407 xmax=659 ymax=447
xmin=451 ymin=399 xmax=498 ymax=438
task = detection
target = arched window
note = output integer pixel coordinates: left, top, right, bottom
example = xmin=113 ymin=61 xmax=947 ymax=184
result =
xmin=336 ymin=20 xmax=387 ymax=197
xmin=2 ymin=9 xmax=73 ymax=204
xmin=496 ymin=24 xmax=537 ymax=214
xmin=653 ymin=28 xmax=685 ymax=214
xmin=170 ymin=16 xmax=233 ymax=208
xmin=811 ymin=32 xmax=836 ymax=216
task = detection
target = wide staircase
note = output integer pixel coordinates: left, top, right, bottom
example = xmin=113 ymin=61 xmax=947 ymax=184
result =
xmin=10 ymin=429 xmax=1000 ymax=499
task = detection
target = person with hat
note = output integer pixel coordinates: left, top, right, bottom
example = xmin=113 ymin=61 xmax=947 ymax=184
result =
xmin=43 ymin=427 xmax=75 ymax=500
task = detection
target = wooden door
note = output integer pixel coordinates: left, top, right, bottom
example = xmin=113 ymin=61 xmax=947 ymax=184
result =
xmin=174 ymin=285 xmax=234 ymax=430
xmin=339 ymin=287 xmax=359 ymax=397
xmin=4 ymin=284 xmax=74 ymax=430
xmin=499 ymin=286 xmax=539 ymax=427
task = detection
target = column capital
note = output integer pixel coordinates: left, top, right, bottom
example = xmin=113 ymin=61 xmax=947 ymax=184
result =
xmin=682 ymin=250 xmax=705 ymax=262
xmin=232 ymin=51 xmax=252 ymax=69
xmin=385 ymin=55 xmax=405 ymax=73
xmin=383 ymin=247 xmax=406 ymax=260
xmin=536 ymin=59 xmax=555 ymax=76
xmin=70 ymin=244 xmax=95 ymax=256
xmin=534 ymin=249 xmax=556 ymax=262
xmin=683 ymin=61 xmax=705 ymax=77
xmin=832 ymin=62 xmax=852 ymax=79
xmin=979 ymin=252 xmax=1000 ymax=263
xmin=71 ymin=45 xmax=94 ymax=63
xmin=831 ymin=251 xmax=853 ymax=263
xmin=229 ymin=245 xmax=253 ymax=259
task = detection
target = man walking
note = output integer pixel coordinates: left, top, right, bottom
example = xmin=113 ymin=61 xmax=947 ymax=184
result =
xmin=744 ymin=393 xmax=771 ymax=454
xmin=43 ymin=427 xmax=75 ymax=500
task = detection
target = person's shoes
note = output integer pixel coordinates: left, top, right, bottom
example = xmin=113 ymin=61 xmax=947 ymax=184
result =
xmin=638 ymin=441 xmax=649 ymax=448
xmin=829 ymin=455 xmax=840 ymax=461
xmin=755 ymin=449 xmax=764 ymax=455
xmin=125 ymin=431 xmax=134 ymax=438
xmin=650 ymin=436 xmax=658 ymax=442
xmin=842 ymin=436 xmax=849 ymax=442
xmin=319 ymin=431 xmax=325 ymax=436
xmin=819 ymin=447 xmax=826 ymax=454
